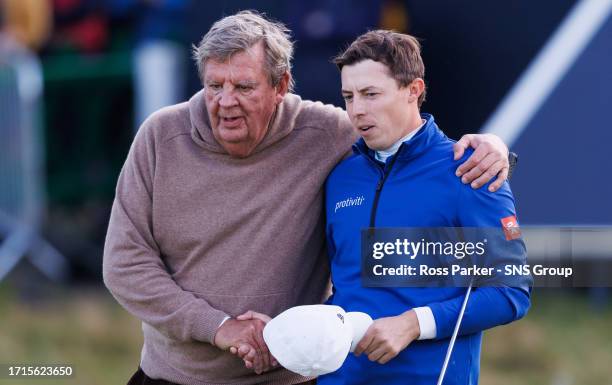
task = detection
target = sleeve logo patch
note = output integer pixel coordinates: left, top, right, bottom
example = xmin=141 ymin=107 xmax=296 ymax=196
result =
xmin=501 ymin=215 xmax=521 ymax=240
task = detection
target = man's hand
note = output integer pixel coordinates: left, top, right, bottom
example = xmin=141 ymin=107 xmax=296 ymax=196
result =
xmin=353 ymin=310 xmax=420 ymax=364
xmin=226 ymin=311 xmax=278 ymax=373
xmin=453 ymin=133 xmax=509 ymax=192
xmin=213 ymin=316 xmax=272 ymax=374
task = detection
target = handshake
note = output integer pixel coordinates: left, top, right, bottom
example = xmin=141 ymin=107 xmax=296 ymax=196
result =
xmin=212 ymin=309 xmax=277 ymax=375
xmin=213 ymin=305 xmax=375 ymax=376
xmin=214 ymin=304 xmax=422 ymax=377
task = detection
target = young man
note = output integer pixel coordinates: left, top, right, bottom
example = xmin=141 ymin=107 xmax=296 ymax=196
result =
xmin=319 ymin=30 xmax=530 ymax=384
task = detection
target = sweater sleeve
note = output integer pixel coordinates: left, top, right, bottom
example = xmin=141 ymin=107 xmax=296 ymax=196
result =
xmin=102 ymin=119 xmax=229 ymax=345
xmin=327 ymin=107 xmax=359 ymax=160
xmin=428 ymin=175 xmax=531 ymax=340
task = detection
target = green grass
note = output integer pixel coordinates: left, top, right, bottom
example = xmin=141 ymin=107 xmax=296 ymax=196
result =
xmin=0 ymin=285 xmax=142 ymax=385
xmin=0 ymin=286 xmax=611 ymax=384
xmin=480 ymin=290 xmax=612 ymax=385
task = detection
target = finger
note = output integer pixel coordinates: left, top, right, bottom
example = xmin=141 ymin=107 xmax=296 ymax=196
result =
xmin=488 ymin=165 xmax=509 ymax=192
xmin=367 ymin=345 xmax=387 ymax=362
xmin=254 ymin=349 xmax=263 ymax=374
xmin=237 ymin=344 xmax=253 ymax=359
xmin=461 ymin=153 xmax=498 ymax=186
xmin=457 ymin=145 xmax=491 ymax=181
xmin=244 ymin=339 xmax=263 ymax=374
xmin=470 ymin=160 xmax=505 ymax=189
xmin=244 ymin=348 xmax=257 ymax=365
xmin=453 ymin=134 xmax=474 ymax=161
xmin=268 ymin=352 xmax=278 ymax=367
xmin=238 ymin=311 xmax=272 ymax=323
xmin=246 ymin=339 xmax=266 ymax=373
xmin=230 ymin=346 xmax=237 ymax=355
xmin=237 ymin=345 xmax=255 ymax=369
xmin=243 ymin=357 xmax=255 ymax=370
xmin=378 ymin=351 xmax=395 ymax=365
xmin=353 ymin=328 xmax=375 ymax=356
xmin=254 ymin=312 xmax=272 ymax=323
xmin=456 ymin=146 xmax=487 ymax=178
xmin=236 ymin=311 xmax=254 ymax=321
xmin=252 ymin=323 xmax=271 ymax=372
xmin=244 ymin=323 xmax=268 ymax=374
xmin=363 ymin=338 xmax=384 ymax=356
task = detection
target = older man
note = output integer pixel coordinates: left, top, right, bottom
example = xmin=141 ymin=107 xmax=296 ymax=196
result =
xmin=103 ymin=11 xmax=512 ymax=385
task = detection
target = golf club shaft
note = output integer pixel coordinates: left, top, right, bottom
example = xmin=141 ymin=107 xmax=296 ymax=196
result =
xmin=436 ymin=281 xmax=473 ymax=385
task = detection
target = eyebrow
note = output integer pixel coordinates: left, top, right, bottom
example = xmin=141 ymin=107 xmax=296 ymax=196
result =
xmin=204 ymin=79 xmax=258 ymax=87
xmin=236 ymin=80 xmax=258 ymax=87
xmin=341 ymin=86 xmax=379 ymax=94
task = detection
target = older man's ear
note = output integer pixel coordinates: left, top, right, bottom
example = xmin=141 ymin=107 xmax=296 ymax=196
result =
xmin=275 ymin=72 xmax=291 ymax=104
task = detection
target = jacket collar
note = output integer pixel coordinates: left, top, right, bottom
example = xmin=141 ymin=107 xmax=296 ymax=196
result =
xmin=352 ymin=113 xmax=445 ymax=162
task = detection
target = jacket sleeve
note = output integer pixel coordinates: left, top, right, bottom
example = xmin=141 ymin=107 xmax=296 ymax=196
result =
xmin=427 ymin=176 xmax=531 ymax=340
xmin=102 ymin=120 xmax=229 ymax=344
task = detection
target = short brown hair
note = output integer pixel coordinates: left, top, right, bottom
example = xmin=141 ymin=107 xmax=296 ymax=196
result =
xmin=333 ymin=30 xmax=426 ymax=107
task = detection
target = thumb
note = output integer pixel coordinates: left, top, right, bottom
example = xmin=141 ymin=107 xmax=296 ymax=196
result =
xmin=238 ymin=311 xmax=272 ymax=323
xmin=453 ymin=135 xmax=472 ymax=161
xmin=236 ymin=310 xmax=254 ymax=321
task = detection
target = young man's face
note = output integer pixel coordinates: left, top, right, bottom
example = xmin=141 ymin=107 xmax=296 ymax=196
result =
xmin=341 ymin=59 xmax=421 ymax=150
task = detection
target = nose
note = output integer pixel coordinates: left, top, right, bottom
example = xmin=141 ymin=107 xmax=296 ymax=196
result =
xmin=352 ymin=96 xmax=366 ymax=117
xmin=218 ymin=87 xmax=238 ymax=108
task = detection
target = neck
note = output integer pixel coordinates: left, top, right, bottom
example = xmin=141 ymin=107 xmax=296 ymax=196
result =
xmin=374 ymin=115 xmax=425 ymax=163
xmin=397 ymin=113 xmax=424 ymax=141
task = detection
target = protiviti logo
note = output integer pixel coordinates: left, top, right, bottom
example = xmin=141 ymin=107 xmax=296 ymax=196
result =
xmin=334 ymin=196 xmax=365 ymax=213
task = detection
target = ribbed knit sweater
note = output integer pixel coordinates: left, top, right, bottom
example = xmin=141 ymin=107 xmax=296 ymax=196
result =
xmin=103 ymin=90 xmax=356 ymax=384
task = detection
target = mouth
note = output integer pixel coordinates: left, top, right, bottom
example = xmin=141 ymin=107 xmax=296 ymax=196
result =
xmin=358 ymin=125 xmax=375 ymax=132
xmin=220 ymin=116 xmax=244 ymax=127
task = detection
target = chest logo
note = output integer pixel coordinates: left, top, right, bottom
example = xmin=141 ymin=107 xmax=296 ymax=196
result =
xmin=334 ymin=196 xmax=365 ymax=213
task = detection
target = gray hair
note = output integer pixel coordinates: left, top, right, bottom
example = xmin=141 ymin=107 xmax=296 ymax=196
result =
xmin=193 ymin=10 xmax=295 ymax=91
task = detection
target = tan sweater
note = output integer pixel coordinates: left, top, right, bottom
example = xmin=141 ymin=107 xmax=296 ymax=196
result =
xmin=103 ymin=90 xmax=356 ymax=385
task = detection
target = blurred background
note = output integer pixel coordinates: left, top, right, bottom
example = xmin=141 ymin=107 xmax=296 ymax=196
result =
xmin=0 ymin=0 xmax=610 ymax=384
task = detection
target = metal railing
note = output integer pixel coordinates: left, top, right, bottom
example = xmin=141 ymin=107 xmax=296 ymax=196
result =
xmin=0 ymin=35 xmax=68 ymax=282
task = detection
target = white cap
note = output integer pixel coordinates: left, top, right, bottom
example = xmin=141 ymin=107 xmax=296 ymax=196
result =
xmin=263 ymin=305 xmax=372 ymax=377
xmin=345 ymin=311 xmax=373 ymax=352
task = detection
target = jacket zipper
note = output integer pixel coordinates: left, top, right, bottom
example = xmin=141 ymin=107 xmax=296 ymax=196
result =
xmin=369 ymin=153 xmax=400 ymax=228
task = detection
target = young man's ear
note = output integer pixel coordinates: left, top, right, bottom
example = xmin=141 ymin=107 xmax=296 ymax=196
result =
xmin=407 ymin=78 xmax=425 ymax=104
xmin=275 ymin=72 xmax=291 ymax=104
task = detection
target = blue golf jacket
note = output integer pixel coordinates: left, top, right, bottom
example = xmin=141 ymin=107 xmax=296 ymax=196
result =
xmin=319 ymin=114 xmax=530 ymax=385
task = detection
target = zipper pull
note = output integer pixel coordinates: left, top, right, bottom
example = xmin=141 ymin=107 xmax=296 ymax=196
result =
xmin=376 ymin=179 xmax=384 ymax=192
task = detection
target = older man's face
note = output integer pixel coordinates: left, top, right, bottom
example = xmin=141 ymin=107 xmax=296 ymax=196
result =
xmin=203 ymin=42 xmax=286 ymax=158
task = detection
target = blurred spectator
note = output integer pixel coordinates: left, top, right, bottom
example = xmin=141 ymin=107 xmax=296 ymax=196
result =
xmin=50 ymin=0 xmax=108 ymax=52
xmin=111 ymin=0 xmax=190 ymax=131
xmin=0 ymin=0 xmax=52 ymax=50
xmin=379 ymin=0 xmax=409 ymax=32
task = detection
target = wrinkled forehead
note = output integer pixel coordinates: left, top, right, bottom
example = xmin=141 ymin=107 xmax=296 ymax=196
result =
xmin=203 ymin=43 xmax=267 ymax=81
